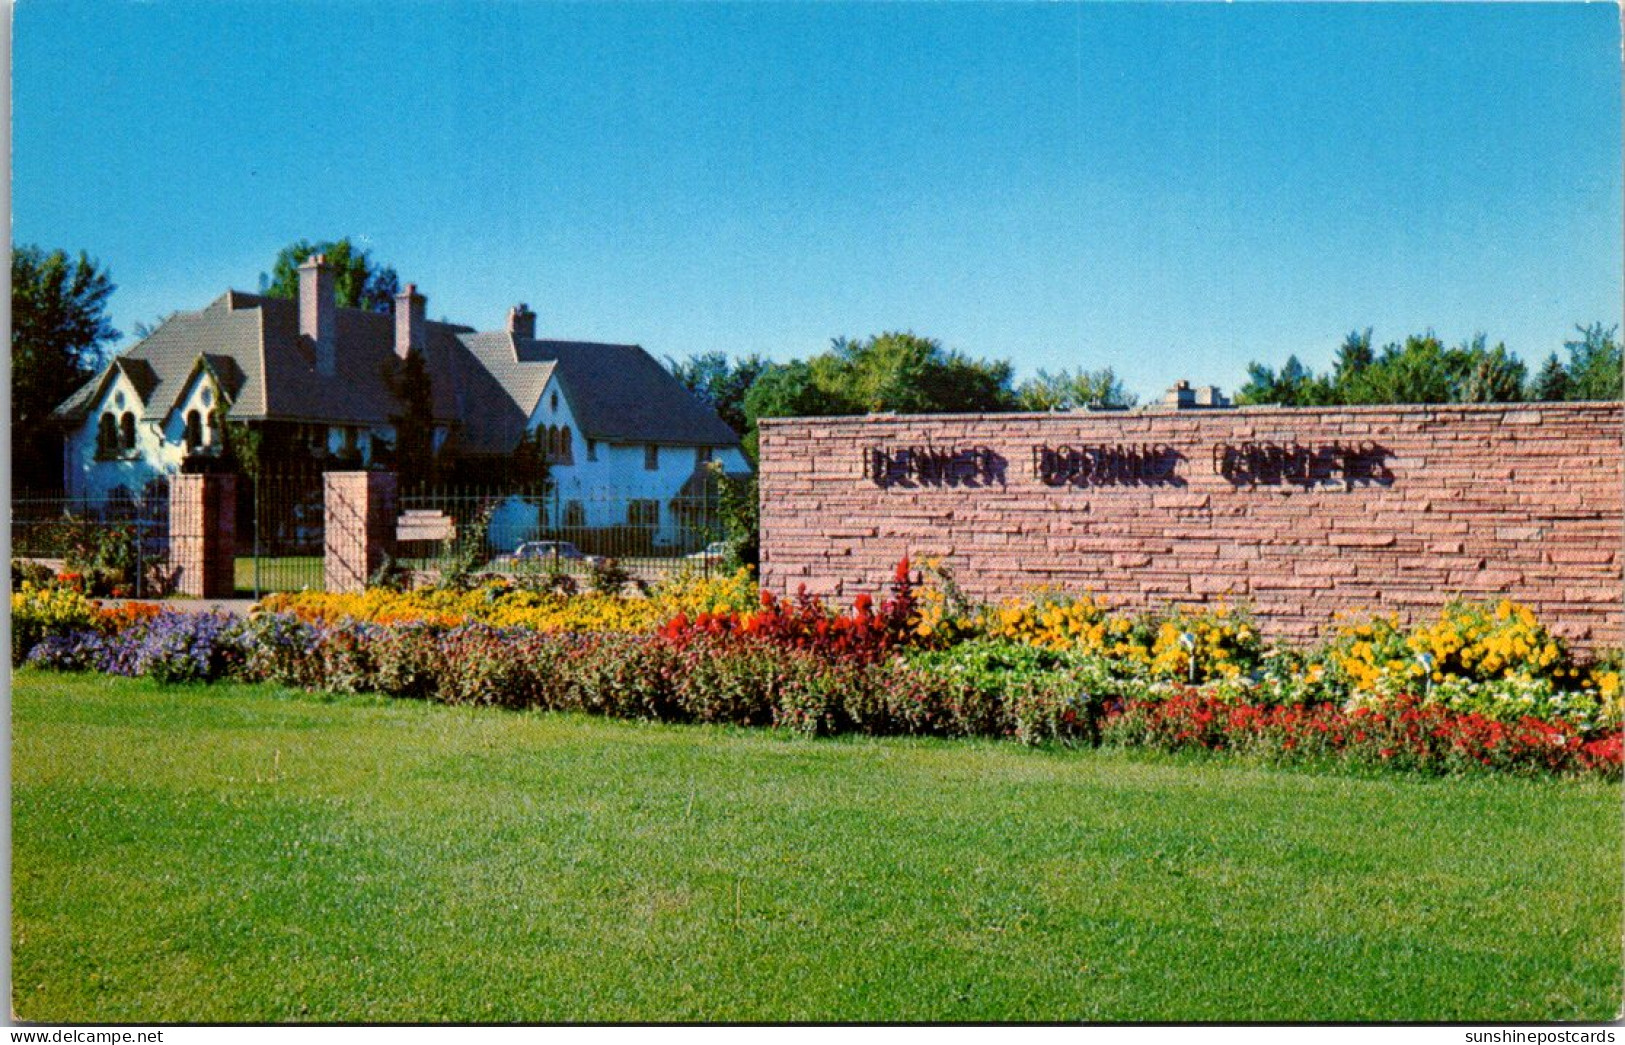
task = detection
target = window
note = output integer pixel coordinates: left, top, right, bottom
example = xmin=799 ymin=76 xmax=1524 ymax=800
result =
xmin=695 ymin=446 xmax=714 ymax=466
xmin=119 ymin=412 xmax=136 ymax=451
xmin=559 ymin=427 xmax=572 ymax=462
xmin=587 ymin=439 xmax=598 ymax=462
xmin=628 ymin=499 xmax=660 ymax=528
xmin=96 ymin=413 xmax=118 ymax=458
xmin=550 ymin=391 xmax=559 ymax=413
xmin=206 ymin=410 xmax=222 ymax=447
xmin=184 ymin=410 xmax=203 ymax=451
xmin=564 ymin=500 xmax=585 ymax=528
xmin=644 ymin=444 xmax=659 ymax=471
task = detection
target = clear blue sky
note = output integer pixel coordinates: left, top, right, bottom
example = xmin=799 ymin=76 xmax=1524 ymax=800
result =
xmin=14 ymin=1 xmax=1622 ymax=401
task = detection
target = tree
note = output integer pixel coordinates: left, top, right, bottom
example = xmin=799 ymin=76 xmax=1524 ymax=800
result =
xmin=12 ymin=245 xmax=120 ymax=491
xmin=1240 ymin=331 xmax=1537 ymax=407
xmin=383 ymin=350 xmax=437 ymax=489
xmin=740 ymin=333 xmax=1016 ymax=452
xmin=1235 ymin=355 xmax=1332 ymax=406
xmin=817 ymin=333 xmax=1016 ymax=414
xmin=743 ymin=359 xmax=847 ymax=424
xmin=1529 ymin=353 xmax=1572 ymax=401
xmin=1015 ymin=367 xmax=1137 ymax=411
xmin=666 ymin=351 xmax=769 ymax=436
xmin=1563 ymin=323 xmax=1622 ymax=401
xmin=739 ymin=334 xmax=1014 ymax=462
xmin=260 ymin=238 xmax=400 ymax=312
xmin=1331 ymin=328 xmax=1374 ymax=385
xmin=1455 ymin=338 xmax=1525 ymax=403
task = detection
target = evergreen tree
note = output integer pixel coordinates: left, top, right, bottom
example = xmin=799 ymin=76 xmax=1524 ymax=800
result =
xmin=1530 ymin=353 xmax=1572 ymax=401
xmin=385 ymin=350 xmax=437 ymax=489
xmin=1564 ymin=323 xmax=1623 ymax=401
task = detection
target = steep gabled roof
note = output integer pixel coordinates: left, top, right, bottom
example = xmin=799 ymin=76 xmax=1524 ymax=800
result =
xmin=442 ymin=332 xmax=741 ymax=454
xmin=512 ymin=337 xmax=740 ymax=447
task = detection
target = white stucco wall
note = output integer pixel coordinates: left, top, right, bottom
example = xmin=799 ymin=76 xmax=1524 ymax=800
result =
xmin=64 ymin=370 xmax=188 ymax=500
xmin=515 ymin=376 xmax=749 ymax=546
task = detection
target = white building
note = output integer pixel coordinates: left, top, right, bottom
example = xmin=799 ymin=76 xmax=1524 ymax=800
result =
xmin=52 ymin=255 xmax=750 ymax=547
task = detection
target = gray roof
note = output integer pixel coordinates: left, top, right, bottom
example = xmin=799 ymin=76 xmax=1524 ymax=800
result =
xmin=53 ymin=289 xmax=740 ymax=454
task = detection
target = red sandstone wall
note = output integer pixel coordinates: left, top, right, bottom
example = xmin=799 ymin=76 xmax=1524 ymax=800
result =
xmin=758 ymin=403 xmax=1624 ymax=650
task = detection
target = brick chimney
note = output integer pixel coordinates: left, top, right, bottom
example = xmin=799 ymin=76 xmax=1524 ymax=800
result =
xmin=508 ymin=303 xmax=536 ymax=340
xmin=394 ymin=283 xmax=426 ymax=360
xmin=299 ymin=254 xmax=337 ymax=376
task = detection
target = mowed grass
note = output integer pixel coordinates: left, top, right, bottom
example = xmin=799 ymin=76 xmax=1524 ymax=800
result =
xmin=12 ymin=670 xmax=1623 ymax=1023
xmin=233 ymin=556 xmax=323 ymax=597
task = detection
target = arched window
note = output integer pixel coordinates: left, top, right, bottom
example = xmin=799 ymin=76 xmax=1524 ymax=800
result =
xmin=185 ymin=410 xmax=203 ymax=451
xmin=547 ymin=425 xmax=560 ymax=457
xmin=97 ymin=413 xmax=117 ymax=457
xmin=560 ymin=427 xmax=572 ymax=461
xmin=119 ymin=412 xmax=136 ymax=451
xmin=206 ymin=410 xmax=222 ymax=446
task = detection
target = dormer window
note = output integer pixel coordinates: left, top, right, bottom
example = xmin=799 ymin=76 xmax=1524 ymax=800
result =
xmin=185 ymin=410 xmax=203 ymax=451
xmin=201 ymin=386 xmax=214 ymax=408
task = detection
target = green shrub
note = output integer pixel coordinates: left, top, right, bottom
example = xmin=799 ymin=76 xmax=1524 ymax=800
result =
xmin=588 ymin=558 xmax=633 ymax=597
xmin=368 ymin=623 xmax=447 ymax=699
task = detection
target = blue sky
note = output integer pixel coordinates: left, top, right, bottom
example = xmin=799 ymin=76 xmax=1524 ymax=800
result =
xmin=14 ymin=2 xmax=1622 ymax=400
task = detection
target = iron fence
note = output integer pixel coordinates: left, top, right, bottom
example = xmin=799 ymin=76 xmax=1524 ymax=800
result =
xmin=237 ymin=472 xmax=327 ymax=597
xmin=396 ymin=484 xmax=728 ymax=588
xmin=14 ymin=476 xmax=733 ymax=600
xmin=10 ymin=489 xmax=172 ymax=598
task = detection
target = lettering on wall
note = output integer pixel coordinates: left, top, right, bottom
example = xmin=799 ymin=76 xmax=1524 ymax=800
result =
xmin=860 ymin=440 xmax=1396 ymax=491
xmin=1032 ymin=444 xmax=1184 ymax=487
xmin=864 ymin=445 xmax=1007 ymax=488
xmin=1212 ymin=441 xmax=1393 ymax=489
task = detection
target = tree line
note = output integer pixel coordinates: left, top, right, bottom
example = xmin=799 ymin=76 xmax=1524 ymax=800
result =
xmin=13 ymin=235 xmax=1622 ymax=494
xmin=1234 ymin=327 xmax=1622 ymax=407
xmin=671 ymin=325 xmax=1623 ymax=462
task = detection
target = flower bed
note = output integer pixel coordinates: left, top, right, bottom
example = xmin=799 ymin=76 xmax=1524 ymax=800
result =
xmin=13 ymin=566 xmax=1622 ymax=779
xmin=257 ymin=566 xmax=759 ymax=633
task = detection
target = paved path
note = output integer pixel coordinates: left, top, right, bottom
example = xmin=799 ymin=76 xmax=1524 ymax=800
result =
xmin=102 ymin=598 xmax=261 ymax=616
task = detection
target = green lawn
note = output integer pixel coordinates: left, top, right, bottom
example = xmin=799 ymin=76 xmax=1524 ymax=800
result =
xmin=12 ymin=670 xmax=1623 ymax=1023
xmin=233 ymin=556 xmax=324 ymax=596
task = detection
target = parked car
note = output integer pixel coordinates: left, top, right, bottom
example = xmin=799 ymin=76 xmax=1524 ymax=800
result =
xmin=509 ymin=541 xmax=601 ymax=566
xmin=686 ymin=541 xmax=733 ymax=563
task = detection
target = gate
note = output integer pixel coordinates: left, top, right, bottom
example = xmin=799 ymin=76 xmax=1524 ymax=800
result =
xmin=237 ymin=473 xmax=326 ymax=596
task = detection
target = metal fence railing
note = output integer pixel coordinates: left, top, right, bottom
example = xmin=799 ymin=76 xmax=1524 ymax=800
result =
xmin=396 ymin=484 xmax=728 ymax=588
xmin=11 ymin=490 xmax=172 ymax=598
xmin=14 ymin=475 xmax=733 ymax=600
xmin=236 ymin=473 xmax=326 ymax=597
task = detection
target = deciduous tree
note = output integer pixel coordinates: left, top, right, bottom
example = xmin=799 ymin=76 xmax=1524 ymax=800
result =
xmin=260 ymin=238 xmax=400 ymax=313
xmin=12 ymin=245 xmax=120 ymax=491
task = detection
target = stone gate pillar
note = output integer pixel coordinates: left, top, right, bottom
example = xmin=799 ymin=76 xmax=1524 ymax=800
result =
xmin=169 ymin=473 xmax=237 ymax=598
xmin=324 ymin=471 xmax=398 ymax=594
